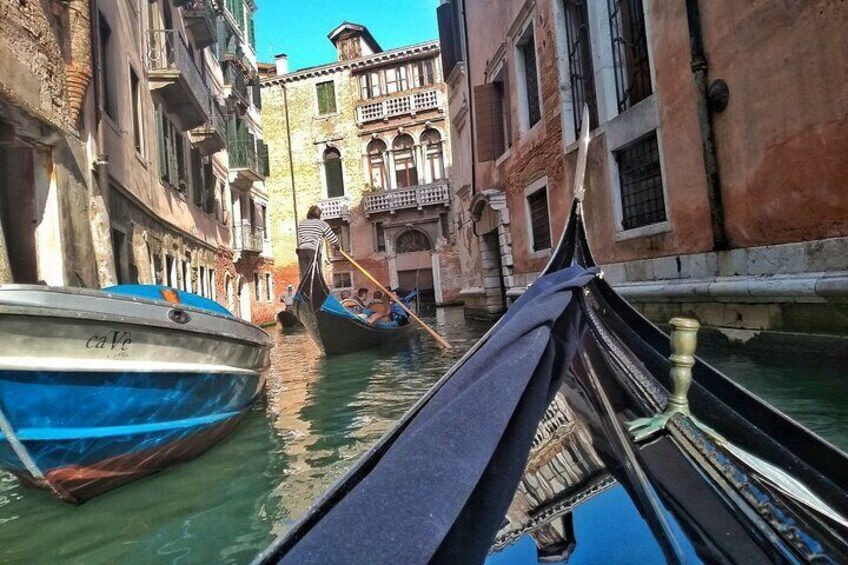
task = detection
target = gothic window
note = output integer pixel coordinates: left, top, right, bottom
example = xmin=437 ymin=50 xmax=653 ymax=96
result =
xmin=367 ymin=139 xmax=388 ymax=190
xmin=421 ymin=129 xmax=445 ymax=182
xmin=323 ymin=147 xmax=345 ymax=198
xmin=392 ymin=134 xmax=418 ymax=189
xmin=412 ymin=59 xmax=436 ymax=88
xmin=385 ymin=66 xmax=408 ymax=94
xmin=395 ymin=230 xmax=432 ymax=253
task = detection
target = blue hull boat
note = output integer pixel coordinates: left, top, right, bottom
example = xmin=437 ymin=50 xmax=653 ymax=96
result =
xmin=0 ymin=285 xmax=271 ymax=503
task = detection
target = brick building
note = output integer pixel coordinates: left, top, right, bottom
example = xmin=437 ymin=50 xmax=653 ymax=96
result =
xmin=261 ymin=23 xmax=462 ymax=306
xmin=0 ymin=0 xmax=276 ymax=325
xmin=440 ymin=0 xmax=848 ymax=336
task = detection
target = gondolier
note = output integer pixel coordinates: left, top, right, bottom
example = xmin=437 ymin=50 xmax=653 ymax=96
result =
xmin=297 ymin=205 xmax=340 ymax=279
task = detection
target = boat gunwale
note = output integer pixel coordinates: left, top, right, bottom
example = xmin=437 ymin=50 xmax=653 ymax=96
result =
xmin=0 ymin=301 xmax=272 ymax=348
xmin=0 ymin=284 xmax=271 ymax=343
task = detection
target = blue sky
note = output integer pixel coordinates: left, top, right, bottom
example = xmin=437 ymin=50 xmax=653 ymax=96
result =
xmin=255 ymin=0 xmax=441 ymax=71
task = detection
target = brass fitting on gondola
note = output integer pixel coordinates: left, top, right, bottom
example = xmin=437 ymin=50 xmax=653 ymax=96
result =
xmin=627 ymin=317 xmax=700 ymax=442
xmin=666 ymin=317 xmax=700 ymax=417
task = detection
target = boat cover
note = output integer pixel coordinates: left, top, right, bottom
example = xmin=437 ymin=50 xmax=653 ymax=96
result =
xmin=104 ymin=285 xmax=233 ymax=317
xmin=263 ymin=264 xmax=597 ymax=564
xmin=318 ymin=293 xmax=362 ymax=322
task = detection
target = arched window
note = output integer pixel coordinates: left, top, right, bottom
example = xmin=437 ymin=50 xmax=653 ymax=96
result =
xmin=395 ymin=229 xmax=432 ymax=253
xmin=367 ymin=139 xmax=388 ymax=190
xmin=323 ymin=147 xmax=344 ymax=198
xmin=421 ymin=129 xmax=444 ymax=183
xmin=392 ymin=134 xmax=418 ymax=189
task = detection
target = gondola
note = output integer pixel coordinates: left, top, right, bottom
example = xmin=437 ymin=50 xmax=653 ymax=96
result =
xmin=292 ymin=254 xmax=414 ymax=356
xmin=255 ymin=114 xmax=848 ymax=564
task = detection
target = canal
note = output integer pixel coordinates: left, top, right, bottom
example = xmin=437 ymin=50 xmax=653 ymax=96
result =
xmin=0 ymin=307 xmax=845 ymax=563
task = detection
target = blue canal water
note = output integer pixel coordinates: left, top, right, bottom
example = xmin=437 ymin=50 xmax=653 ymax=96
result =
xmin=0 ymin=307 xmax=845 ymax=563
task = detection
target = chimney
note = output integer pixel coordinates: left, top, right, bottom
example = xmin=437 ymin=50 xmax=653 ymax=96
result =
xmin=274 ymin=53 xmax=289 ymax=75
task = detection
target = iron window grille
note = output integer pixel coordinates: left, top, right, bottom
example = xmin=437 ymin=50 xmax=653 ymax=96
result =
xmin=527 ymin=189 xmax=551 ymax=251
xmin=563 ymin=0 xmax=598 ymax=133
xmin=616 ymin=133 xmax=666 ymax=230
xmin=608 ymin=0 xmax=652 ymax=113
xmin=519 ymin=27 xmax=541 ymax=128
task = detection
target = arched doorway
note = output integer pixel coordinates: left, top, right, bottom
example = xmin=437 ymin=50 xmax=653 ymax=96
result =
xmin=393 ymin=229 xmax=436 ymax=307
xmin=237 ymin=276 xmax=252 ymax=322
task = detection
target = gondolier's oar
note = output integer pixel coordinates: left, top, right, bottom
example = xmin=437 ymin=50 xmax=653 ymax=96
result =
xmin=337 ymin=249 xmax=452 ymax=349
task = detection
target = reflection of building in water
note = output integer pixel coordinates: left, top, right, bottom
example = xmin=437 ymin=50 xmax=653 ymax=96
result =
xmin=495 ymin=392 xmax=612 ymax=560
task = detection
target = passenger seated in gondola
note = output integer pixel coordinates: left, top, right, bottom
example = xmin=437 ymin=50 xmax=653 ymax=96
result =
xmin=340 ymin=290 xmax=362 ymax=313
xmin=390 ymin=287 xmax=416 ymax=326
xmin=366 ymin=291 xmax=393 ymax=325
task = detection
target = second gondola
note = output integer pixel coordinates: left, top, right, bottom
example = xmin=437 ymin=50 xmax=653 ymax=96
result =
xmin=292 ymin=257 xmax=414 ymax=356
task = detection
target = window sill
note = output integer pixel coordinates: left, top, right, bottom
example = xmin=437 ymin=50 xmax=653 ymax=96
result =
xmin=614 ymin=220 xmax=671 ymax=242
xmin=314 ymin=112 xmax=340 ymax=120
xmin=528 ymin=248 xmax=552 ymax=261
xmin=134 ymin=152 xmax=149 ymax=169
xmin=494 ymin=147 xmax=513 ymax=167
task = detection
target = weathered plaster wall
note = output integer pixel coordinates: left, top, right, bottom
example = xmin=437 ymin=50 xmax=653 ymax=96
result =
xmin=701 ymin=0 xmax=848 ymax=247
xmin=262 ymin=66 xmax=364 ymax=291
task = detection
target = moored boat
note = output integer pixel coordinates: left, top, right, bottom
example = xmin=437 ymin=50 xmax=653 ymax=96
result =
xmin=293 ymin=256 xmax=414 ymax=356
xmin=0 ymin=284 xmax=271 ymax=503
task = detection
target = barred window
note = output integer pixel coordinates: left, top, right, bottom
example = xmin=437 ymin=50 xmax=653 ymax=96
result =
xmin=333 ymin=272 xmax=352 ymax=289
xmin=316 ymin=81 xmax=337 ymax=115
xmin=527 ymin=189 xmax=551 ymax=251
xmin=608 ymin=0 xmax=652 ymax=113
xmin=616 ymin=133 xmax=666 ymax=230
xmin=518 ymin=25 xmax=541 ymax=129
xmin=563 ymin=0 xmax=598 ymax=133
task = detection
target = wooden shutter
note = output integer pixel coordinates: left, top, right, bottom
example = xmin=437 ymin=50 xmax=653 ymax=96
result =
xmin=437 ymin=2 xmax=460 ymax=77
xmin=474 ymin=83 xmax=505 ymax=162
xmin=203 ymin=162 xmax=216 ymax=214
xmin=155 ymin=104 xmax=168 ymax=181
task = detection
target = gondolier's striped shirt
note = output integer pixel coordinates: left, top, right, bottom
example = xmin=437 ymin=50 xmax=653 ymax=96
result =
xmin=297 ymin=218 xmax=340 ymax=251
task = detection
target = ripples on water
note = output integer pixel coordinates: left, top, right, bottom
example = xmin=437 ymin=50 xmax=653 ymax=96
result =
xmin=0 ymin=307 xmax=845 ymax=563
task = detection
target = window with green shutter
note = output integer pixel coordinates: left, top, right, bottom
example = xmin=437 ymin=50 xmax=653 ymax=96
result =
xmin=191 ymin=148 xmax=203 ymax=206
xmin=316 ymin=81 xmax=336 ymax=115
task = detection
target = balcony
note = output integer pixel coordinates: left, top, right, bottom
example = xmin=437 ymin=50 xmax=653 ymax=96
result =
xmin=180 ymin=0 xmax=220 ymax=49
xmin=320 ymin=196 xmax=351 ymax=221
xmin=189 ymin=97 xmax=226 ymax=154
xmin=228 ymin=135 xmax=263 ymax=186
xmin=356 ymin=88 xmax=442 ymax=125
xmin=146 ymin=29 xmax=210 ymax=130
xmin=223 ymin=61 xmax=249 ymax=108
xmin=233 ymin=221 xmax=263 ymax=253
xmin=363 ymin=182 xmax=451 ymax=216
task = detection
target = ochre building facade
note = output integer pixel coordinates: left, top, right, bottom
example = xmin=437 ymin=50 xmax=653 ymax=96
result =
xmin=0 ymin=0 xmax=276 ymax=325
xmin=262 ymin=23 xmax=462 ymax=306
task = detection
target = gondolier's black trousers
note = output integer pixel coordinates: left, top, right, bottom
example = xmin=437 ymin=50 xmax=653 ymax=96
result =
xmin=297 ymin=248 xmax=317 ymax=281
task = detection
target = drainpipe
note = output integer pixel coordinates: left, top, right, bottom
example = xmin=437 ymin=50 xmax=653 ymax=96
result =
xmin=685 ymin=0 xmax=728 ymax=251
xmin=282 ymin=83 xmax=299 ymax=233
xmin=88 ymin=0 xmax=117 ymax=287
xmin=458 ymin=0 xmax=478 ymax=237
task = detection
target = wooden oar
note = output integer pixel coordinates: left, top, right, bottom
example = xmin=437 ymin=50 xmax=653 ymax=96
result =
xmin=337 ymin=249 xmax=452 ymax=350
